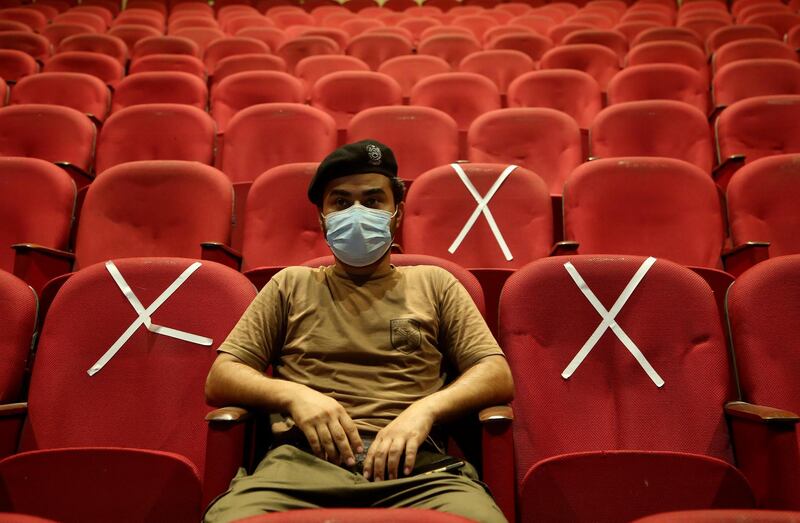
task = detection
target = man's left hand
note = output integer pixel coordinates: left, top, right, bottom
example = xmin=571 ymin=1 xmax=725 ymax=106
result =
xmin=362 ymin=401 xmax=434 ymax=481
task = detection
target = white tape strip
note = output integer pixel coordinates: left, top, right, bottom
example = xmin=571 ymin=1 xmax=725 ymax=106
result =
xmin=87 ymin=261 xmax=213 ymax=376
xmin=561 ymin=256 xmax=665 ymax=388
xmin=447 ymin=163 xmax=517 ymax=262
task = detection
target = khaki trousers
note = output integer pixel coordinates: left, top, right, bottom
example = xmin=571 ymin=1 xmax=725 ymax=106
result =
xmin=204 ymin=444 xmax=507 ymax=523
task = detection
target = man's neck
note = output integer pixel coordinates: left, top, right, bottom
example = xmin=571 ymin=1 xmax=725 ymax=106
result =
xmin=334 ymin=251 xmax=393 ymax=280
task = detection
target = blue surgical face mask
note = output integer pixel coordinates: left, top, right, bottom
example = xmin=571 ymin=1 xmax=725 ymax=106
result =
xmin=323 ymin=202 xmax=397 ymax=267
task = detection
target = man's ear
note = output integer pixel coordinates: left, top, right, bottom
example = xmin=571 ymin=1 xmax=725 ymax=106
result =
xmin=318 ymin=208 xmax=326 ymax=235
xmin=394 ymin=201 xmax=405 ymax=229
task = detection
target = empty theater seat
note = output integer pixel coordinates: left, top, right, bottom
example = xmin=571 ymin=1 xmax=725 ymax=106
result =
xmin=0 ymin=270 xmax=36 ymax=405
xmin=507 ymin=69 xmax=602 ymax=130
xmin=0 ymin=257 xmax=256 ymax=521
xmin=712 ymin=59 xmax=800 ymax=109
xmin=626 ymin=40 xmax=710 ymax=84
xmin=539 ymin=43 xmax=620 ymax=90
xmin=43 ymin=51 xmax=124 ymax=86
xmin=377 ymin=54 xmax=451 ymax=100
xmin=57 ymin=33 xmax=128 ymax=66
xmin=590 ymin=100 xmax=714 ymax=172
xmin=10 ymin=72 xmax=110 ymax=123
xmin=111 ymin=71 xmax=208 ymax=112
xmin=458 ymin=49 xmax=535 ymax=97
xmin=345 ymin=32 xmax=413 ymax=70
xmin=128 ymin=54 xmax=207 ymax=79
xmin=0 ymin=49 xmax=38 ymax=82
xmin=294 ymin=54 xmax=369 ymax=98
xmin=607 ymin=63 xmax=709 ymax=114
xmin=712 ymin=38 xmax=798 ymax=73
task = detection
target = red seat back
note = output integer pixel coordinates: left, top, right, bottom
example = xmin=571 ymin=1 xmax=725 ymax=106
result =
xmin=294 ymin=54 xmax=368 ymax=96
xmin=43 ymin=50 xmax=123 ymax=86
xmin=468 ymin=107 xmax=582 ymax=194
xmin=539 ymin=43 xmax=620 ymax=90
xmin=607 ymin=63 xmax=709 ymax=114
xmin=222 ymin=103 xmax=337 ymax=183
xmin=0 ymin=49 xmax=38 ymax=82
xmin=484 ymin=31 xmax=553 ymax=62
xmin=591 ymin=100 xmax=714 ymax=171
xmin=410 ymin=72 xmax=501 ymax=132
xmin=111 ymin=71 xmax=208 ymax=113
xmin=131 ymin=35 xmax=200 ymax=59
xmin=458 ymin=49 xmax=534 ymax=95
xmin=403 ymin=163 xmax=552 ymax=269
xmin=626 ymin=40 xmax=710 ymax=84
xmin=345 ymin=32 xmax=413 ymax=71
xmin=10 ymin=72 xmax=110 ymax=122
xmin=713 ymin=59 xmax=800 ymax=107
xmin=0 ymin=262 xmax=36 ymax=403
xmin=241 ymin=162 xmax=329 ymax=272
xmin=564 ymin=157 xmax=725 ymax=267
xmin=713 ymin=38 xmax=797 ymax=72
xmin=212 ymin=53 xmax=288 ymax=87
xmin=507 ymin=69 xmax=601 ymax=129
xmin=172 ymin=26 xmax=225 ymax=55
xmin=57 ymin=33 xmax=127 ymax=65
xmin=0 ymin=32 xmax=51 ymax=61
xmin=706 ymin=24 xmax=780 ymax=55
xmin=310 ymin=70 xmax=402 ymax=131
xmin=203 ymin=36 xmax=270 ymax=73
xmin=377 ymin=54 xmax=451 ymax=98
xmin=348 ymin=105 xmax=458 ymax=182
xmin=107 ymin=24 xmax=162 ymax=54
xmin=715 ymin=95 xmax=800 ymax=164
xmin=499 ymin=254 xmax=735 ymax=489
xmin=96 ymin=103 xmax=216 ymax=173
xmin=74 ymin=161 xmax=232 ymax=269
xmin=129 ymin=53 xmax=207 ymax=79
xmin=0 ymin=104 xmax=95 ymax=172
xmin=563 ymin=28 xmax=628 ymax=60
xmin=727 ymin=154 xmax=800 ymax=257
xmin=277 ymin=35 xmax=341 ymax=73
xmin=41 ymin=23 xmax=96 ymax=49
xmin=417 ymin=33 xmax=482 ymax=68
xmin=211 ymin=70 xmax=304 ymax=133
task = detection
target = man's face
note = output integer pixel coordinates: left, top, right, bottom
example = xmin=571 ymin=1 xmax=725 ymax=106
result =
xmin=320 ymin=173 xmax=403 ymax=231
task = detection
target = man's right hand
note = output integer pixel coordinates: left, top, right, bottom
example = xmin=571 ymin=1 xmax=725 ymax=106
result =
xmin=287 ymin=385 xmax=364 ymax=467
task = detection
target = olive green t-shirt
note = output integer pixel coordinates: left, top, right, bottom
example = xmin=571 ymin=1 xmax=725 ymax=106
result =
xmin=217 ymin=264 xmax=504 ymax=432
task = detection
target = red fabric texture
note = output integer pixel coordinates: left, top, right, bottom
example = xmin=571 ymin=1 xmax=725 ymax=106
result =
xmin=276 ymin=36 xmax=341 ymax=74
xmin=53 ymin=12 xmax=106 ymax=33
xmin=211 ymin=71 xmax=305 ymax=132
xmin=0 ymin=49 xmax=38 ymax=82
xmin=499 ymin=255 xmax=736 ymax=490
xmin=0 ymin=513 xmax=58 ymax=522
xmin=17 ymin=258 xmax=256 ymax=488
xmin=539 ymin=43 xmax=620 ymax=90
xmin=301 ymin=253 xmax=486 ymax=316
xmin=715 ymin=95 xmax=800 ymax=165
xmin=237 ymin=27 xmax=288 ymax=56
xmin=745 ymin=13 xmax=800 ymax=38
xmin=10 ymin=72 xmax=110 ymax=122
xmin=0 ymin=9 xmax=46 ymax=31
xmin=402 ymin=163 xmax=552 ymax=269
xmin=679 ymin=18 xmax=729 ymax=45
xmin=128 ymin=54 xmax=207 ymax=79
xmin=713 ymin=59 xmax=800 ymax=108
xmin=294 ymin=55 xmax=368 ymax=96
xmin=221 ymin=103 xmax=337 ymax=183
xmin=238 ymin=509 xmax=475 ymax=522
xmin=74 ymin=161 xmax=232 ymax=269
xmin=627 ymin=41 xmax=710 ymax=84
xmin=607 ymin=63 xmax=709 ymax=115
xmin=634 ymin=509 xmax=800 ymax=522
xmin=310 ymin=71 xmax=403 ymax=130
xmin=0 ymin=157 xmax=75 ymax=272
xmin=591 ymin=100 xmax=714 ymax=172
xmin=41 ymin=24 xmax=95 ymax=49
xmin=521 ymin=451 xmax=753 ymax=523
xmin=410 ymin=72 xmax=500 ymax=131
xmin=459 ymin=50 xmax=535 ymax=96
xmin=727 ymin=255 xmax=800 ymax=416
xmin=111 ymin=72 xmax=208 ymax=113
xmin=451 ymin=14 xmax=498 ymax=41
xmin=131 ymin=35 xmax=201 ymax=59
xmin=95 ymin=103 xmax=216 ymax=173
xmin=0 ymin=104 xmax=95 ymax=172
xmin=0 ymin=271 xmax=36 ymax=403
xmin=57 ymin=34 xmax=128 ymax=65
xmin=417 ymin=34 xmax=482 ymax=68
xmin=346 ymin=33 xmax=413 ymax=71
xmin=485 ymin=32 xmax=553 ymax=63
xmin=204 ymin=36 xmax=270 ymax=73
xmin=43 ymin=51 xmax=123 ymax=85
xmin=707 ymin=24 xmax=781 ymax=55
xmin=377 ymin=55 xmax=451 ymax=99
xmin=0 ymin=32 xmax=50 ymax=61
xmin=213 ymin=53 xmax=289 ymax=86
xmin=713 ymin=39 xmax=798 ymax=73
xmin=170 ymin=27 xmax=225 ymax=55
xmin=0 ymin=447 xmax=202 ymax=523
xmin=632 ymin=27 xmax=704 ymax=49
xmin=347 ymin=105 xmax=458 ymax=182
xmin=241 ymin=162 xmax=328 ymax=272
xmin=562 ymin=29 xmax=628 ymax=60
xmin=564 ymin=157 xmax=725 ymax=267
xmin=507 ymin=69 xmax=602 ymax=129
xmin=467 ymin=107 xmax=583 ymax=194
xmin=727 ymin=154 xmax=800 ymax=257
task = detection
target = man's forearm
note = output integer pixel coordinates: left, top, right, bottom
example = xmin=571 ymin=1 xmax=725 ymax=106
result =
xmin=205 ymin=353 xmax=303 ymax=412
xmin=416 ymin=355 xmax=514 ymax=424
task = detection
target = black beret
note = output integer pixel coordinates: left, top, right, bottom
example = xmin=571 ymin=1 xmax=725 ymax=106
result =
xmin=308 ymin=139 xmax=398 ymax=205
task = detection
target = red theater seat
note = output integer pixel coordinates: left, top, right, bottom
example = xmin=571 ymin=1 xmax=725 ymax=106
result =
xmin=507 ymin=69 xmax=601 ymax=130
xmin=0 ymin=271 xmax=36 ymax=405
xmin=203 ymin=36 xmax=270 ymax=73
xmin=277 ymin=35 xmax=341 ymax=73
xmin=706 ymin=24 xmax=780 ymax=55
xmin=345 ymin=32 xmax=413 ymax=70
xmin=0 ymin=32 xmax=51 ymax=62
xmin=539 ymin=43 xmax=620 ymax=90
xmin=713 ymin=59 xmax=800 ymax=109
xmin=712 ymin=38 xmax=797 ymax=72
xmin=211 ymin=53 xmax=287 ymax=86
xmin=417 ymin=33 xmax=482 ymax=68
xmin=41 ymin=23 xmax=96 ymax=48
xmin=211 ymin=70 xmax=304 ymax=133
xmin=294 ymin=54 xmax=369 ymax=97
xmin=129 ymin=53 xmax=207 ymax=79
xmin=44 ymin=51 xmax=124 ymax=86
xmin=10 ymin=72 xmax=110 ymax=123
xmin=111 ymin=71 xmax=208 ymax=112
xmin=377 ymin=54 xmax=451 ymax=100
xmin=458 ymin=49 xmax=534 ymax=96
xmin=607 ymin=63 xmax=709 ymax=114
xmin=0 ymin=49 xmax=37 ymax=82
xmin=627 ymin=40 xmax=710 ymax=84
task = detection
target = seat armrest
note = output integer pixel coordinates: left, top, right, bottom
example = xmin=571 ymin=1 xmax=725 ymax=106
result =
xmin=708 ymin=104 xmax=726 ymax=122
xmin=712 ymin=154 xmax=745 ymax=190
xmin=243 ymin=266 xmax=286 ymax=291
xmin=0 ymin=402 xmax=28 ymax=459
xmin=204 ymin=406 xmax=255 ymax=507
xmin=721 ymin=242 xmax=770 ymax=278
xmin=201 ymin=242 xmax=242 ymax=271
xmin=479 ymin=405 xmax=515 ymax=523
xmin=550 ymin=241 xmax=579 ymax=256
xmin=12 ymin=243 xmax=74 ymax=295
xmin=54 ymin=161 xmax=94 ymax=190
xmin=725 ymin=401 xmax=800 ymax=509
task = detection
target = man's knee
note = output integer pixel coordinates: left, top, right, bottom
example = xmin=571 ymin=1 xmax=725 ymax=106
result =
xmin=432 ymin=493 xmax=508 ymax=523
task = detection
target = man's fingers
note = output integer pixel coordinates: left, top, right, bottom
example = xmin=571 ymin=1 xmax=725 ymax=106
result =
xmin=339 ymin=415 xmax=364 ymax=454
xmin=386 ymin=438 xmax=406 ymax=480
xmin=403 ymin=439 xmax=419 ymax=476
xmin=329 ymin=421 xmax=355 ymax=466
xmin=371 ymin=438 xmax=391 ymax=482
xmin=300 ymin=425 xmax=323 ymax=459
xmin=317 ymin=424 xmax=339 ymax=464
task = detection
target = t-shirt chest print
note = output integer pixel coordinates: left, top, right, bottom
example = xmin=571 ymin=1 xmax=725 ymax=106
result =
xmin=390 ymin=318 xmax=422 ymax=353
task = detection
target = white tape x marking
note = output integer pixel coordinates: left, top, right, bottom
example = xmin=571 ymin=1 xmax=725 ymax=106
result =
xmin=561 ymin=256 xmax=665 ymax=388
xmin=448 ymin=163 xmax=517 ymax=262
xmin=87 ymin=261 xmax=213 ymax=376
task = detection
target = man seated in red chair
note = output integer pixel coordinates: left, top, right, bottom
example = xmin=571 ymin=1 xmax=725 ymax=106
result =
xmin=204 ymin=140 xmax=513 ymax=523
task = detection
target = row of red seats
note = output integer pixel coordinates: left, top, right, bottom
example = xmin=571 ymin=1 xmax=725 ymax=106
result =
xmin=1 ymin=251 xmax=799 ymax=521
